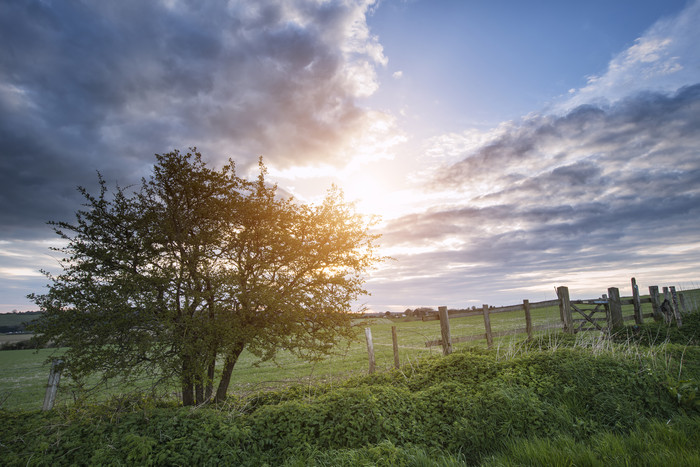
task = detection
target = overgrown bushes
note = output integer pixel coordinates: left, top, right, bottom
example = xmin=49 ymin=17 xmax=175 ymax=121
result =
xmin=2 ymin=319 xmax=699 ymax=465
xmin=615 ymin=307 xmax=700 ymax=346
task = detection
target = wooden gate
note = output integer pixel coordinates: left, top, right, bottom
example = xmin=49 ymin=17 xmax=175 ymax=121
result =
xmin=570 ymin=299 xmax=609 ymax=333
xmin=558 ymin=284 xmax=655 ymax=334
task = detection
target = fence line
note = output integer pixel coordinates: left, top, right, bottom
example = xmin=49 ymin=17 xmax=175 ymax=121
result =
xmin=422 ymin=278 xmax=689 ymax=355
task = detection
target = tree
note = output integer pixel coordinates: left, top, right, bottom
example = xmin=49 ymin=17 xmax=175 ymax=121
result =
xmin=30 ymin=150 xmax=382 ymax=405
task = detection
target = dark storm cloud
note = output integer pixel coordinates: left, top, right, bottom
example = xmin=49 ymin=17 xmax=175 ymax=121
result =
xmin=438 ymin=84 xmax=700 ymax=189
xmin=0 ymin=0 xmax=381 ymax=238
xmin=375 ymin=85 xmax=700 ymax=306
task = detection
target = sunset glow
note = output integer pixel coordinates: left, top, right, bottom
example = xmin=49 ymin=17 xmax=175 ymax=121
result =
xmin=2 ymin=0 xmax=700 ymax=314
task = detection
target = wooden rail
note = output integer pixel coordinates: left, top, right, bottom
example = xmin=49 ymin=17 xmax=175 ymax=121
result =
xmin=424 ymin=278 xmax=689 ymax=355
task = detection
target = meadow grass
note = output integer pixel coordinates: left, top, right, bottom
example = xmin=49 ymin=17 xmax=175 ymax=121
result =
xmin=2 ymin=305 xmax=699 ymax=466
xmin=0 ymin=333 xmax=34 ymax=345
xmin=0 ymin=306 xmax=561 ymax=411
xmin=1 ymin=288 xmax=697 ymax=411
xmin=0 ymin=348 xmax=64 ymax=410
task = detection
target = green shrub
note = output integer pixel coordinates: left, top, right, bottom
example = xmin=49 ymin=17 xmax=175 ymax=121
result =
xmin=3 ymin=335 xmax=700 ymax=466
xmin=406 ymin=350 xmax=497 ymax=391
xmin=313 ymin=385 xmax=417 ymax=448
xmin=449 ymin=386 xmax=562 ymax=464
xmin=618 ymin=308 xmax=700 ymax=346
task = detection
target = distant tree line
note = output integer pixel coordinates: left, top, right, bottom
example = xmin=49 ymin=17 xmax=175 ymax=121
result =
xmin=402 ymin=306 xmax=486 ymax=318
xmin=0 ymin=311 xmax=42 ymax=334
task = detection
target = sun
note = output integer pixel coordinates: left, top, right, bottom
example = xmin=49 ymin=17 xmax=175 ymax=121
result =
xmin=340 ymin=171 xmax=390 ymax=217
xmin=266 ymin=159 xmax=429 ymax=224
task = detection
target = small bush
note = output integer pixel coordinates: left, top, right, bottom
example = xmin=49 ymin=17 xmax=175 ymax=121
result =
xmin=3 ymin=325 xmax=700 ymax=465
xmin=617 ymin=308 xmax=700 ymax=346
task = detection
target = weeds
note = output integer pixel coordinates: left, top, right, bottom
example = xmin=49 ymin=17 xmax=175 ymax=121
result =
xmin=2 ymin=310 xmax=699 ymax=465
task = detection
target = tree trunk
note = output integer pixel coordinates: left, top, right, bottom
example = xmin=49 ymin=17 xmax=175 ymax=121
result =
xmin=205 ymin=358 xmax=215 ymax=401
xmin=182 ymin=380 xmax=195 ymax=406
xmin=204 ymin=362 xmax=215 ymax=401
xmin=204 ymin=287 xmax=216 ymax=402
xmin=195 ymin=382 xmax=204 ymax=405
xmin=214 ymin=342 xmax=244 ymax=403
xmin=181 ymin=358 xmax=195 ymax=406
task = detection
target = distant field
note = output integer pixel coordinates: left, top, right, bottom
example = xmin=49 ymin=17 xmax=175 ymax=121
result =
xmin=0 ymin=311 xmax=41 ymax=334
xmin=0 ymin=333 xmax=34 ymax=345
xmin=2 ymin=287 xmax=697 ymax=411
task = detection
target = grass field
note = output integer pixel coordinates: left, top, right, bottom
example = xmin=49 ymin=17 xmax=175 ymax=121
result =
xmin=2 ymin=288 xmax=697 ymax=411
xmin=0 ymin=348 xmax=63 ymax=410
xmin=0 ymin=333 xmax=34 ymax=345
xmin=2 ymin=298 xmax=700 ymax=465
xmin=0 ymin=305 xmax=562 ymax=411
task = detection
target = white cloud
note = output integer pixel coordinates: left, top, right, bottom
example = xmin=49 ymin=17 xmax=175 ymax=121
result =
xmin=375 ymin=83 xmax=700 ymax=309
xmin=560 ymin=0 xmax=700 ymax=111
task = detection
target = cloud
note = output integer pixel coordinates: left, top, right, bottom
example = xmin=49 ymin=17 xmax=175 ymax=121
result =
xmin=374 ymin=83 xmax=700 ymax=307
xmin=434 ymin=84 xmax=700 ymax=197
xmin=0 ymin=238 xmax=65 ymax=311
xmin=562 ymin=0 xmax=700 ymax=110
xmin=0 ymin=0 xmax=393 ymax=238
xmin=366 ymin=1 xmax=700 ymax=310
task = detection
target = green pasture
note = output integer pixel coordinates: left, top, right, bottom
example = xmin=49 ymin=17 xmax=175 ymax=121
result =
xmin=0 ymin=348 xmax=62 ymax=410
xmin=0 ymin=304 xmax=563 ymax=411
xmin=2 ymin=287 xmax=697 ymax=411
xmin=0 ymin=333 xmax=33 ymax=345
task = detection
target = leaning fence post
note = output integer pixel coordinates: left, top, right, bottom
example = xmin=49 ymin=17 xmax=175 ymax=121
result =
xmin=663 ymin=287 xmax=673 ymax=323
xmin=523 ymin=299 xmax=533 ymax=339
xmin=557 ymin=286 xmax=573 ymax=334
xmin=391 ymin=326 xmax=400 ymax=369
xmin=649 ymin=286 xmax=662 ymax=321
xmin=631 ymin=277 xmax=642 ymax=325
xmin=364 ymin=328 xmax=376 ymax=374
xmin=607 ymin=287 xmax=623 ymax=331
xmin=42 ymin=358 xmax=63 ymax=411
xmin=482 ymin=304 xmax=494 ymax=348
xmin=438 ymin=306 xmax=452 ymax=355
xmin=670 ymin=286 xmax=683 ymax=328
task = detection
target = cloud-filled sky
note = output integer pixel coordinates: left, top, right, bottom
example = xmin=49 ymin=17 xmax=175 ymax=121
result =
xmin=1 ymin=0 xmax=700 ymax=313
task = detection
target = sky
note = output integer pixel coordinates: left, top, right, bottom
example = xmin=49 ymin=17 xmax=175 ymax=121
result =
xmin=1 ymin=0 xmax=700 ymax=313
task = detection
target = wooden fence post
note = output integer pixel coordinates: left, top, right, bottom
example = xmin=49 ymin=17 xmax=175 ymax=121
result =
xmin=663 ymin=287 xmax=673 ymax=323
xmin=523 ymin=299 xmax=533 ymax=339
xmin=42 ymin=359 xmax=63 ymax=411
xmin=438 ymin=306 xmax=452 ymax=355
xmin=607 ymin=287 xmax=623 ymax=331
xmin=557 ymin=286 xmax=573 ymax=334
xmin=391 ymin=326 xmax=400 ymax=369
xmin=670 ymin=286 xmax=683 ymax=328
xmin=365 ymin=328 xmax=375 ymax=374
xmin=631 ymin=277 xmax=642 ymax=325
xmin=482 ymin=304 xmax=493 ymax=348
xmin=649 ymin=286 xmax=662 ymax=321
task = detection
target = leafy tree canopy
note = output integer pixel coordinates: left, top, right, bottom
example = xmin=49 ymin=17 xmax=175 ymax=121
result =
xmin=30 ymin=150 xmax=382 ymax=405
